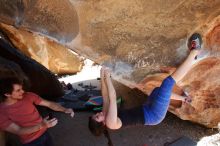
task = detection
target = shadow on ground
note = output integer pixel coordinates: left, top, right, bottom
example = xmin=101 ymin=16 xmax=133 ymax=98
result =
xmin=48 ymin=111 xmax=217 ymax=146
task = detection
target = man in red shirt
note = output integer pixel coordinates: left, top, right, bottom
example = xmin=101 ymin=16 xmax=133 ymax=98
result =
xmin=0 ymin=77 xmax=74 ymax=146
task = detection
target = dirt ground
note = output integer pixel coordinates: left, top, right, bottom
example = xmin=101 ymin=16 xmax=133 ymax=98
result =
xmin=48 ymin=111 xmax=217 ymax=146
xmin=4 ymin=80 xmax=219 ymax=146
xmin=5 ymin=110 xmax=218 ymax=146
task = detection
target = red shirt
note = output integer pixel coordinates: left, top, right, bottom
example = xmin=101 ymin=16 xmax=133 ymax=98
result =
xmin=0 ymin=92 xmax=47 ymax=144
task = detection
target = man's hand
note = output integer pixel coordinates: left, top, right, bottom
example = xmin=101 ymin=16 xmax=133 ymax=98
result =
xmin=41 ymin=117 xmax=58 ymax=128
xmin=64 ymin=108 xmax=74 ymax=118
xmin=39 ymin=99 xmax=75 ymax=118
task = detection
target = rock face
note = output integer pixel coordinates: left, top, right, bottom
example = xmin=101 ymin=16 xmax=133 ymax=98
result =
xmin=0 ymin=0 xmax=220 ymax=128
xmin=0 ymin=36 xmax=64 ymax=100
xmin=0 ymin=23 xmax=83 ymax=75
xmin=0 ymin=0 xmax=79 ymax=42
xmin=0 ymin=56 xmax=30 ymax=89
xmin=176 ymin=58 xmax=220 ymax=128
xmin=67 ymin=0 xmax=220 ymax=128
xmin=68 ymin=0 xmax=220 ymax=80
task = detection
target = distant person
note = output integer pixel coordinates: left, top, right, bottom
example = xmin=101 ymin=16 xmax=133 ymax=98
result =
xmin=88 ymin=33 xmax=203 ymax=139
xmin=0 ymin=77 xmax=74 ymax=146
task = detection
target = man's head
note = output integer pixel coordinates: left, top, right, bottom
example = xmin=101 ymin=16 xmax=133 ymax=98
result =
xmin=88 ymin=112 xmax=106 ymax=136
xmin=0 ymin=77 xmax=24 ymax=102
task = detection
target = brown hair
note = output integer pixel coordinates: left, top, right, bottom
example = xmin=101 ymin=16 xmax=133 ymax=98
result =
xmin=88 ymin=116 xmax=113 ymax=146
xmin=0 ymin=77 xmax=23 ymax=102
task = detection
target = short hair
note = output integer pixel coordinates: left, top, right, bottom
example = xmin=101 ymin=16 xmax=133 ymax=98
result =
xmin=0 ymin=77 xmax=23 ymax=102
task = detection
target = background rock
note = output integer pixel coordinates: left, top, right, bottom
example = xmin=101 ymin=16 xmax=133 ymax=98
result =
xmin=0 ymin=23 xmax=83 ymax=75
xmin=0 ymin=56 xmax=30 ymax=89
xmin=0 ymin=0 xmax=79 ymax=42
xmin=68 ymin=0 xmax=220 ymax=82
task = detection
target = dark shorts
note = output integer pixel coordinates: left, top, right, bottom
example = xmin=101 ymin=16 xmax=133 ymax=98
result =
xmin=118 ymin=106 xmax=145 ymax=127
xmin=23 ymin=131 xmax=54 ymax=146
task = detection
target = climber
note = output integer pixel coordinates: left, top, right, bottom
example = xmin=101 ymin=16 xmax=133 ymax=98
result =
xmin=88 ymin=33 xmax=202 ymax=141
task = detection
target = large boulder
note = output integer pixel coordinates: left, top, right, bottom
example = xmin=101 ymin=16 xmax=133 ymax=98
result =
xmin=67 ymin=0 xmax=220 ymax=81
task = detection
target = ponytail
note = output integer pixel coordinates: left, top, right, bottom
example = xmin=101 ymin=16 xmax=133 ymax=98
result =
xmin=103 ymin=128 xmax=113 ymax=146
xmin=88 ymin=116 xmax=114 ymax=146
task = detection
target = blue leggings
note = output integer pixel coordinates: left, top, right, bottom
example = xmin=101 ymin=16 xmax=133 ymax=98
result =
xmin=143 ymin=76 xmax=176 ymax=125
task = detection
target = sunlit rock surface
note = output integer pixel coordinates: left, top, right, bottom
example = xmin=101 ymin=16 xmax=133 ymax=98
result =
xmin=0 ymin=23 xmax=83 ymax=75
xmin=0 ymin=0 xmax=220 ymax=127
xmin=0 ymin=0 xmax=79 ymax=42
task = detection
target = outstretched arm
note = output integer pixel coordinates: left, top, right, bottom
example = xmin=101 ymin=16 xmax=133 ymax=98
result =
xmin=101 ymin=67 xmax=110 ymax=115
xmin=39 ymin=99 xmax=74 ymax=118
xmin=104 ymin=69 xmax=122 ymax=130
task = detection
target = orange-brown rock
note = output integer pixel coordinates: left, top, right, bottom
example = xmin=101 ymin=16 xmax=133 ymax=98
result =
xmin=0 ymin=0 xmax=79 ymax=42
xmin=175 ymin=58 xmax=220 ymax=128
xmin=66 ymin=1 xmax=220 ymax=85
xmin=0 ymin=23 xmax=83 ymax=75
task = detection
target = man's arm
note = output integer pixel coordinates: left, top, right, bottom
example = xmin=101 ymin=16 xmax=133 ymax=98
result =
xmin=39 ymin=99 xmax=74 ymax=117
xmin=4 ymin=117 xmax=57 ymax=135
